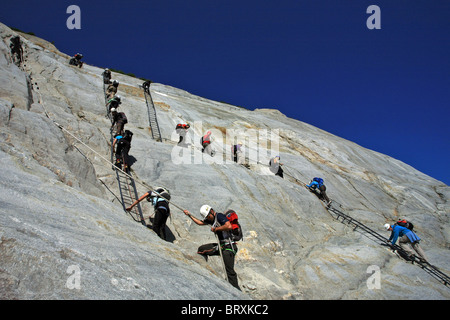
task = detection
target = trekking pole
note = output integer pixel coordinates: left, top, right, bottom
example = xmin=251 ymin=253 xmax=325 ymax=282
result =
xmin=214 ymin=232 xmax=229 ymax=282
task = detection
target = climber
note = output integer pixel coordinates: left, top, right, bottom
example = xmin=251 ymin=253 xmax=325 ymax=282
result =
xmin=201 ymin=131 xmax=214 ymax=156
xmin=142 ymin=80 xmax=152 ymax=93
xmin=110 ymin=108 xmax=127 ymax=136
xmin=69 ymin=53 xmax=83 ymax=68
xmin=113 ymin=130 xmax=133 ymax=172
xmin=384 ymin=223 xmax=428 ymax=263
xmin=232 ymin=142 xmax=243 ymax=163
xmin=106 ymin=80 xmax=119 ymax=100
xmin=102 ymin=68 xmax=111 ymax=84
xmin=183 ymin=205 xmax=240 ymax=290
xmin=269 ymin=156 xmax=284 ymax=178
xmin=9 ymin=35 xmax=23 ymax=66
xmin=127 ymin=187 xmax=171 ymax=240
xmin=107 ymin=95 xmax=122 ymax=113
xmin=175 ymin=123 xmax=190 ymax=147
xmin=306 ymin=177 xmax=331 ymax=207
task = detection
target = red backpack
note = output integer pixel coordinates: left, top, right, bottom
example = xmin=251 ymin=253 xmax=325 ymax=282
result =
xmin=225 ymin=210 xmax=243 ymax=241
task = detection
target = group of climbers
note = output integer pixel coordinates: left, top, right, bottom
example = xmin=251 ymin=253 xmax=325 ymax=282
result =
xmin=5 ymin=32 xmax=435 ymax=294
xmin=93 ymin=72 xmax=431 ymax=291
xmin=100 ymin=68 xmax=130 ymax=171
xmin=175 ymin=124 xmax=215 ymax=157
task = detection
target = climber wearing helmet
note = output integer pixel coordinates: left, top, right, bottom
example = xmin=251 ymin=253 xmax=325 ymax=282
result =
xmin=201 ymin=131 xmax=214 ymax=156
xmin=106 ymin=80 xmax=119 ymax=100
xmin=184 ymin=205 xmax=240 ymax=290
xmin=102 ymin=68 xmax=111 ymax=84
xmin=127 ymin=187 xmax=171 ymax=241
xmin=269 ymin=156 xmax=284 ymax=178
xmin=384 ymin=223 xmax=428 ymax=263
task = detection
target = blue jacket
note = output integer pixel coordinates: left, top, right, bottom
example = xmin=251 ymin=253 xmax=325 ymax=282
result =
xmin=306 ymin=181 xmax=320 ymax=189
xmin=389 ymin=225 xmax=421 ymax=245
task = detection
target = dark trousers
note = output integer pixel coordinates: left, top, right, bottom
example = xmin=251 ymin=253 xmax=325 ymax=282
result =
xmin=319 ymin=185 xmax=330 ymax=203
xmin=222 ymin=245 xmax=240 ymax=290
xmin=153 ymin=208 xmax=169 ymax=240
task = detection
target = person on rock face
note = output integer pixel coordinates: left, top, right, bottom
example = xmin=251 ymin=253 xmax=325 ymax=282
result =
xmin=269 ymin=156 xmax=284 ymax=178
xmin=306 ymin=177 xmax=331 ymax=207
xmin=201 ymin=131 xmax=214 ymax=156
xmin=384 ymin=223 xmax=428 ymax=263
xmin=232 ymin=142 xmax=243 ymax=163
xmin=9 ymin=35 xmax=23 ymax=66
xmin=176 ymin=123 xmax=190 ymax=147
xmin=127 ymin=187 xmax=171 ymax=241
xmin=102 ymin=68 xmax=111 ymax=84
xmin=183 ymin=205 xmax=240 ymax=290
xmin=110 ymin=108 xmax=127 ymax=136
xmin=106 ymin=80 xmax=119 ymax=100
xmin=113 ymin=130 xmax=133 ymax=172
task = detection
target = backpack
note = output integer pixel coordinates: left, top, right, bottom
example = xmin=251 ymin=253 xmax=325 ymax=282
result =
xmin=313 ymin=177 xmax=324 ymax=187
xmin=119 ymin=112 xmax=127 ymax=124
xmin=396 ymin=219 xmax=414 ymax=231
xmin=225 ymin=210 xmax=243 ymax=241
xmin=148 ymin=187 xmax=171 ymax=201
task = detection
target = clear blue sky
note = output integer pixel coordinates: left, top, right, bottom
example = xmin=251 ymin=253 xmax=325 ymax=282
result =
xmin=2 ymin=1 xmax=449 ymax=185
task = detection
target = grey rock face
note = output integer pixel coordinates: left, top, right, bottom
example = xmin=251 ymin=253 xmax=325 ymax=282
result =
xmin=0 ymin=22 xmax=449 ymax=300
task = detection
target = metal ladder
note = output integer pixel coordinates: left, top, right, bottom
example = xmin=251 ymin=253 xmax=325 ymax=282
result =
xmin=278 ymin=166 xmax=450 ymax=287
xmin=102 ymin=83 xmax=146 ymax=226
xmin=141 ymin=81 xmax=162 ymax=142
xmin=326 ymin=205 xmax=450 ymax=287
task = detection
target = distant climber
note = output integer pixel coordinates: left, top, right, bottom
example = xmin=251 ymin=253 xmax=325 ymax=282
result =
xmin=183 ymin=205 xmax=240 ymax=290
xmin=269 ymin=156 xmax=284 ymax=178
xmin=106 ymin=80 xmax=119 ymax=100
xmin=201 ymin=131 xmax=214 ymax=156
xmin=142 ymin=80 xmax=152 ymax=93
xmin=9 ymin=35 xmax=23 ymax=66
xmin=102 ymin=68 xmax=111 ymax=84
xmin=107 ymin=95 xmax=122 ymax=114
xmin=69 ymin=53 xmax=83 ymax=68
xmin=176 ymin=123 xmax=190 ymax=147
xmin=306 ymin=177 xmax=331 ymax=207
xmin=384 ymin=223 xmax=428 ymax=263
xmin=127 ymin=187 xmax=171 ymax=240
xmin=110 ymin=109 xmax=127 ymax=136
xmin=113 ymin=130 xmax=133 ymax=172
xmin=232 ymin=142 xmax=243 ymax=163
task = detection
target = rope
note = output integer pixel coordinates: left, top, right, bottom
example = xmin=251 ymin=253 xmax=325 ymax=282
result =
xmin=35 ymin=88 xmax=191 ymax=217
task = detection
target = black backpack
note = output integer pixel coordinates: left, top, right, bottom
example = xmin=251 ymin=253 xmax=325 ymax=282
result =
xmin=396 ymin=219 xmax=414 ymax=231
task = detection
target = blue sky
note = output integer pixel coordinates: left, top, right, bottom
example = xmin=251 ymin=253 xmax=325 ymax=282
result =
xmin=1 ymin=1 xmax=449 ymax=185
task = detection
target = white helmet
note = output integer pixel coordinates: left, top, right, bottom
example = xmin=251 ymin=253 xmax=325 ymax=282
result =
xmin=200 ymin=205 xmax=212 ymax=219
xmin=384 ymin=223 xmax=391 ymax=230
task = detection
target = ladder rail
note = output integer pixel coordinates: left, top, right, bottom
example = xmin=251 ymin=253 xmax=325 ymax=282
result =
xmin=142 ymin=85 xmax=162 ymax=142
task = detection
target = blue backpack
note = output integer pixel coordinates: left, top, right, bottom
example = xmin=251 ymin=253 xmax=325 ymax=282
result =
xmin=313 ymin=177 xmax=324 ymax=187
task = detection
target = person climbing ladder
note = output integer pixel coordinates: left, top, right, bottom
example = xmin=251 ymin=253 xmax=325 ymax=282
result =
xmin=183 ymin=205 xmax=241 ymax=290
xmin=127 ymin=187 xmax=172 ymax=241
xmin=306 ymin=177 xmax=332 ymax=207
